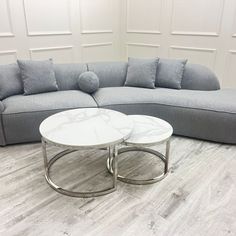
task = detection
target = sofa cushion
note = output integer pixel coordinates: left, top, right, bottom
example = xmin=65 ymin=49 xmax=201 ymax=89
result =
xmin=182 ymin=63 xmax=220 ymax=90
xmin=87 ymin=62 xmax=127 ymax=87
xmin=0 ymin=64 xmax=23 ymax=100
xmin=156 ymin=58 xmax=187 ymax=89
xmin=54 ymin=63 xmax=87 ymax=91
xmin=2 ymin=90 xmax=97 ymax=144
xmin=93 ymin=87 xmax=236 ymax=144
xmin=17 ymin=59 xmax=58 ymax=95
xmin=78 ymin=71 xmax=99 ymax=94
xmin=125 ymin=57 xmax=159 ymax=89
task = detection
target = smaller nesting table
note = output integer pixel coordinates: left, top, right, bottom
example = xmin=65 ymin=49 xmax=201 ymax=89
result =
xmin=107 ymin=115 xmax=173 ymax=185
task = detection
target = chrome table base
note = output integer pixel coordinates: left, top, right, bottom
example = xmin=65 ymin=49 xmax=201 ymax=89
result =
xmin=107 ymin=140 xmax=170 ymax=185
xmin=42 ymin=138 xmax=170 ymax=197
xmin=42 ymin=138 xmax=118 ymax=198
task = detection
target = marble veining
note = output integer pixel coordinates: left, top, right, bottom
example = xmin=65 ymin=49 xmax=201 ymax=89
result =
xmin=125 ymin=115 xmax=173 ymax=145
xmin=39 ymin=108 xmax=134 ymax=148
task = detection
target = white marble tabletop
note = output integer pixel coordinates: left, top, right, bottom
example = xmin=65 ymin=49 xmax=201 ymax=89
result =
xmin=40 ymin=108 xmax=133 ymax=148
xmin=125 ymin=115 xmax=173 ymax=145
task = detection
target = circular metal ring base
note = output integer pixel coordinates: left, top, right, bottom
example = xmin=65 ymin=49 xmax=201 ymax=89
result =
xmin=45 ymin=150 xmax=116 ymax=198
xmin=107 ymin=146 xmax=168 ymax=185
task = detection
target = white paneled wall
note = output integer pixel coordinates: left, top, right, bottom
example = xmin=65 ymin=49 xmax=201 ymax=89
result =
xmin=0 ymin=0 xmax=121 ymax=64
xmin=121 ymin=0 xmax=236 ymax=88
xmin=1 ymin=0 xmax=236 ymax=88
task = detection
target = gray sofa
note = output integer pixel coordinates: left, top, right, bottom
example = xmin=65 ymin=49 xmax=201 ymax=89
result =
xmin=0 ymin=61 xmax=236 ymax=146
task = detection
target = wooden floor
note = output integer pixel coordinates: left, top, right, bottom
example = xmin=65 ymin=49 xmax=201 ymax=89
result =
xmin=0 ymin=136 xmax=236 ymax=236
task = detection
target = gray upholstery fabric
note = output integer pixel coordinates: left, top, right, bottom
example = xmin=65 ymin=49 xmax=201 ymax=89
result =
xmin=0 ymin=101 xmax=4 ymax=113
xmin=125 ymin=57 xmax=159 ymax=89
xmin=182 ymin=63 xmax=220 ymax=90
xmin=54 ymin=63 xmax=87 ymax=90
xmin=17 ymin=60 xmax=58 ymax=95
xmin=0 ymin=101 xmax=6 ymax=146
xmin=87 ymin=62 xmax=127 ymax=87
xmin=78 ymin=72 xmax=99 ymax=94
xmin=93 ymin=87 xmax=236 ymax=144
xmin=156 ymin=58 xmax=187 ymax=89
xmin=2 ymin=91 xmax=97 ymax=144
xmin=0 ymin=64 xmax=23 ymax=100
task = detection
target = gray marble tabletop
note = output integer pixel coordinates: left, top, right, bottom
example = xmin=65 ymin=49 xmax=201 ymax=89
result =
xmin=125 ymin=115 xmax=173 ymax=145
xmin=39 ymin=108 xmax=134 ymax=148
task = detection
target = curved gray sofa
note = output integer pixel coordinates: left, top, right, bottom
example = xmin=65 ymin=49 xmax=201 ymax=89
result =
xmin=0 ymin=61 xmax=236 ymax=146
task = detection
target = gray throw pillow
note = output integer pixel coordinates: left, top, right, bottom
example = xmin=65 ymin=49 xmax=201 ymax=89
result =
xmin=125 ymin=57 xmax=159 ymax=89
xmin=156 ymin=58 xmax=187 ymax=89
xmin=17 ymin=59 xmax=58 ymax=95
xmin=0 ymin=64 xmax=23 ymax=100
xmin=78 ymin=71 xmax=99 ymax=94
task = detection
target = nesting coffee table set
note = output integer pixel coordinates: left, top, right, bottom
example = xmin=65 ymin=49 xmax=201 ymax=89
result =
xmin=40 ymin=108 xmax=173 ymax=198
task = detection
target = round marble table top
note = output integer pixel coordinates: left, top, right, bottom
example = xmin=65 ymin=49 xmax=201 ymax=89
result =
xmin=39 ymin=108 xmax=133 ymax=148
xmin=125 ymin=115 xmax=173 ymax=146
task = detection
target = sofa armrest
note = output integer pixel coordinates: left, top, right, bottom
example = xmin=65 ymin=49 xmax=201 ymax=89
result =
xmin=182 ymin=63 xmax=220 ymax=91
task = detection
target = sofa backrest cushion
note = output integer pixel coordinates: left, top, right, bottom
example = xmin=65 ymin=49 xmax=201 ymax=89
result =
xmin=54 ymin=63 xmax=87 ymax=90
xmin=156 ymin=58 xmax=187 ymax=89
xmin=182 ymin=63 xmax=220 ymax=90
xmin=125 ymin=57 xmax=159 ymax=89
xmin=0 ymin=63 xmax=23 ymax=100
xmin=17 ymin=59 xmax=58 ymax=95
xmin=87 ymin=62 xmax=128 ymax=87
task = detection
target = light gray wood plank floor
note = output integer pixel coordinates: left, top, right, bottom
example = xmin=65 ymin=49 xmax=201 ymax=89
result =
xmin=0 ymin=136 xmax=236 ymax=236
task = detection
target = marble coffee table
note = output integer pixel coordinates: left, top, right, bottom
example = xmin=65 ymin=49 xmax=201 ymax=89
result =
xmin=39 ymin=108 xmax=133 ymax=198
xmin=107 ymin=115 xmax=173 ymax=185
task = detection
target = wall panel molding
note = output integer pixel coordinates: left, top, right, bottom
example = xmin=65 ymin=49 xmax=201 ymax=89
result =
xmin=126 ymin=43 xmax=160 ymax=48
xmin=0 ymin=50 xmax=17 ymax=64
xmin=170 ymin=0 xmax=225 ymax=36
xmin=81 ymin=30 xmax=113 ymax=34
xmin=170 ymin=45 xmax=216 ymax=52
xmin=81 ymin=42 xmax=113 ymax=62
xmin=0 ymin=0 xmax=14 ymax=37
xmin=0 ymin=50 xmax=17 ymax=57
xmin=171 ymin=31 xmax=219 ymax=37
xmin=29 ymin=46 xmax=73 ymax=59
xmin=232 ymin=9 xmax=236 ymax=37
xmin=126 ymin=43 xmax=160 ymax=58
xmin=229 ymin=50 xmax=236 ymax=54
xmin=79 ymin=0 xmax=113 ymax=34
xmin=169 ymin=45 xmax=217 ymax=69
xmin=223 ymin=50 xmax=236 ymax=87
xmin=81 ymin=42 xmax=113 ymax=48
xmin=126 ymin=0 xmax=161 ymax=34
xmin=23 ymin=0 xmax=72 ymax=36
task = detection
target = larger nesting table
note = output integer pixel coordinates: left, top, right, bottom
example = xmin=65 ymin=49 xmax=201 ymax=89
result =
xmin=39 ymin=108 xmax=133 ymax=198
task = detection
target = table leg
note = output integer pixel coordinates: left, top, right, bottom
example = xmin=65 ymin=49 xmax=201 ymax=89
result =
xmin=165 ymin=139 xmax=170 ymax=174
xmin=41 ymin=140 xmax=118 ymax=198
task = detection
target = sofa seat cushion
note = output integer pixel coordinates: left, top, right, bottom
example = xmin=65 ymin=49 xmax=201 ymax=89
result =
xmin=93 ymin=87 xmax=236 ymax=113
xmin=2 ymin=90 xmax=97 ymax=144
xmin=93 ymin=87 xmax=236 ymax=144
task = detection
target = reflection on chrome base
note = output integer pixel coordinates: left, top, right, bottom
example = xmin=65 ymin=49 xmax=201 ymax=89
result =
xmin=42 ymin=138 xmax=118 ymax=198
xmin=107 ymin=140 xmax=170 ymax=185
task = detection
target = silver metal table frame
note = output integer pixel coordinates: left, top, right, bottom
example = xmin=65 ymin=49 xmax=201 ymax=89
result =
xmin=42 ymin=138 xmax=118 ymax=198
xmin=106 ymin=138 xmax=171 ymax=185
